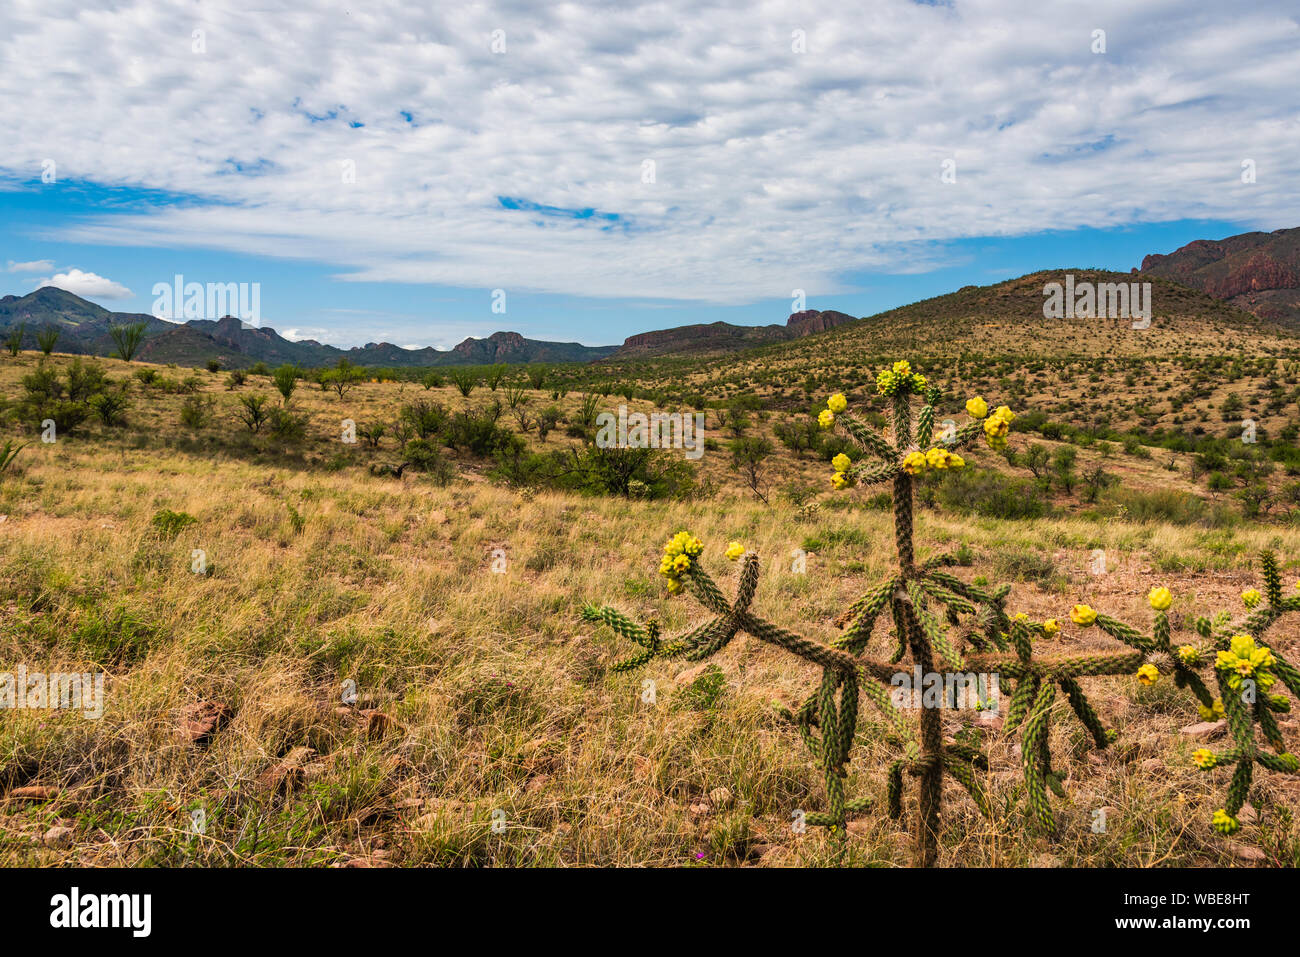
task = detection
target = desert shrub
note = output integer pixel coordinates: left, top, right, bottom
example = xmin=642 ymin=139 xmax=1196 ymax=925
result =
xmin=88 ymin=389 xmax=130 ymax=427
xmin=226 ymin=370 xmax=247 ymax=389
xmin=441 ymin=411 xmax=516 ymax=457
xmin=449 ymin=368 xmax=477 ymax=398
xmin=929 ymin=468 xmax=1049 ymax=520
xmin=179 ymin=394 xmax=215 ymax=430
xmin=235 ymin=394 xmax=271 ymax=433
xmin=36 ymin=327 xmax=59 ymax=355
xmin=555 ymin=445 xmax=694 ymax=499
xmin=15 ymin=358 xmax=111 ymax=436
xmin=1104 ymin=486 xmax=1235 ymax=528
xmin=151 ymin=508 xmax=197 ymax=539
xmin=272 ymin=364 xmax=299 ymax=402
xmin=404 ymin=440 xmax=455 ymax=485
xmin=400 ymin=398 xmax=448 ymax=440
xmin=268 ymin=406 xmax=308 ymax=442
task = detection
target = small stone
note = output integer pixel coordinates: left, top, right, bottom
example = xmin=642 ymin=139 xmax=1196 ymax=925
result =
xmin=1180 ymin=720 xmax=1227 ymax=740
xmin=673 ymin=663 xmax=710 ymax=688
xmin=1223 ymin=842 xmax=1265 ymax=863
xmin=708 ymin=786 xmax=733 ymax=810
xmin=43 ymin=825 xmax=74 ymax=848
xmin=1141 ymin=758 xmax=1163 ymax=773
xmin=1237 ymin=803 xmax=1258 ymax=825
xmin=362 ymin=709 xmax=400 ymax=739
xmin=526 ymin=774 xmax=550 ymax=794
xmin=8 ymin=786 xmax=58 ymax=801
xmin=178 ymin=701 xmax=233 ymax=746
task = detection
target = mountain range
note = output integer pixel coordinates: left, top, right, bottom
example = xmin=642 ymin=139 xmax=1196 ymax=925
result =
xmin=3 ymin=227 xmax=1298 ymax=368
xmin=0 ymin=287 xmax=617 ymax=368
xmin=1139 ymin=227 xmax=1300 ymax=326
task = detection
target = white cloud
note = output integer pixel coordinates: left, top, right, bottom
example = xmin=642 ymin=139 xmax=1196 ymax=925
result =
xmin=33 ymin=268 xmax=133 ymax=300
xmin=7 ymin=259 xmax=54 ymax=273
xmin=1 ymin=1 xmax=1298 ymax=302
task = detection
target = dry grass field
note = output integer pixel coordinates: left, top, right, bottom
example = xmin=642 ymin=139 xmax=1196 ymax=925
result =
xmin=3 ymin=349 xmax=1300 ymax=867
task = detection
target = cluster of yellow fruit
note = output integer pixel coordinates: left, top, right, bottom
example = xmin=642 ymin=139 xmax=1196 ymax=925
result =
xmin=875 ymin=360 xmax=927 ymax=397
xmin=659 ymin=531 xmax=704 ymax=594
xmin=1241 ymin=589 xmax=1262 ymax=608
xmin=1215 ymin=634 xmax=1277 ymax=693
xmin=1148 ymin=586 xmax=1172 ymax=610
xmin=1069 ymin=603 xmax=1098 ymax=626
xmin=1191 ymin=748 xmax=1218 ymax=770
xmin=1211 ymin=808 xmax=1240 ymax=835
xmin=830 ymin=453 xmax=854 ymax=489
xmin=966 ymin=397 xmax=1016 ymax=451
xmin=901 ymin=446 xmax=966 ymax=475
xmin=818 ymin=392 xmax=848 ymax=430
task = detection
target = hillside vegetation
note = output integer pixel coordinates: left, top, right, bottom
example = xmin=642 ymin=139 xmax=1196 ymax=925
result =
xmin=3 ymin=272 xmax=1300 ymax=867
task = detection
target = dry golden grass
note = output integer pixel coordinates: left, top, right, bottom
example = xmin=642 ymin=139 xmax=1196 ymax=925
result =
xmin=2 ymin=352 xmax=1299 ymax=867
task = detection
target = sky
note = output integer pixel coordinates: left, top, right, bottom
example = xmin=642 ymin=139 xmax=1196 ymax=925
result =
xmin=1 ymin=0 xmax=1297 ymax=350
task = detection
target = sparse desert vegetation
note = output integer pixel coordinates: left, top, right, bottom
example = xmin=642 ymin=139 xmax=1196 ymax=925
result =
xmin=4 ymin=329 xmax=1300 ymax=868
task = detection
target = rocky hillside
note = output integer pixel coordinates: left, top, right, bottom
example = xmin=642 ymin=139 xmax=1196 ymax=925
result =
xmin=0 ymin=287 xmax=617 ymax=368
xmin=1139 ymin=227 xmax=1300 ymax=326
xmin=612 ymin=308 xmax=858 ymax=358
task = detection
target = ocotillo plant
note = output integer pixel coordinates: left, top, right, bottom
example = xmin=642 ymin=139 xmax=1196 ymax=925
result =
xmin=583 ymin=359 xmax=1300 ymax=866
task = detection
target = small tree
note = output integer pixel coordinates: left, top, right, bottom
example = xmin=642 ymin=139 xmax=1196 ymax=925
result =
xmin=272 ymin=364 xmax=298 ymax=403
xmin=235 ymin=393 xmax=271 ymax=433
xmin=321 ymin=358 xmax=360 ymax=399
xmin=5 ymin=322 xmax=26 ymax=356
xmin=36 ymin=326 xmax=60 ymax=356
xmin=108 ymin=321 xmax=147 ymax=361
xmin=449 ymin=368 xmax=477 ymax=398
xmin=730 ymin=435 xmax=772 ymax=503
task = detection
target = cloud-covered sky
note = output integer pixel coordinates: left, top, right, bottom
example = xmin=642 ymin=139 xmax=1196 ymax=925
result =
xmin=1 ymin=0 xmax=1297 ymax=346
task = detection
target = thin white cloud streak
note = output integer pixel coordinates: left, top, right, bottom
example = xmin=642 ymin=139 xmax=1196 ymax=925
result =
xmin=0 ymin=0 xmax=1297 ymax=302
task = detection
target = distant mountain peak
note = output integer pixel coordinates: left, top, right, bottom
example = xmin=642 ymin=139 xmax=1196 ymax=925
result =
xmin=1140 ymin=226 xmax=1300 ymax=326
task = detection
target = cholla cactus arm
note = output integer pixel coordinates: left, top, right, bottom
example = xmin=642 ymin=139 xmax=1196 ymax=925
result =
xmin=834 ymin=577 xmax=897 ymax=654
xmin=838 ymin=413 xmax=896 ymax=461
xmin=1021 ymin=681 xmax=1059 ymax=832
xmin=916 ymin=578 xmax=976 ymax=617
xmin=848 ymin=460 xmax=901 ymax=488
xmin=1261 ymin=550 xmax=1284 ymax=607
xmin=1004 ymin=675 xmax=1039 ymax=732
xmin=581 ymin=603 xmax=649 ymax=646
xmin=906 ymin=580 xmax=965 ymax=670
xmin=891 ymin=391 xmax=914 ymax=449
xmin=1093 ymin=613 xmax=1157 ymax=653
xmin=1271 ymin=652 xmax=1300 ymax=698
xmin=943 ymin=752 xmax=991 ymax=817
xmin=916 ymin=402 xmax=935 ymax=449
xmin=1058 ymin=676 xmax=1111 ymax=749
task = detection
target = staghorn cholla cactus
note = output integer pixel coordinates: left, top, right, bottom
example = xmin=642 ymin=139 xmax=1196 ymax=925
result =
xmin=582 ymin=359 xmax=1300 ymax=866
